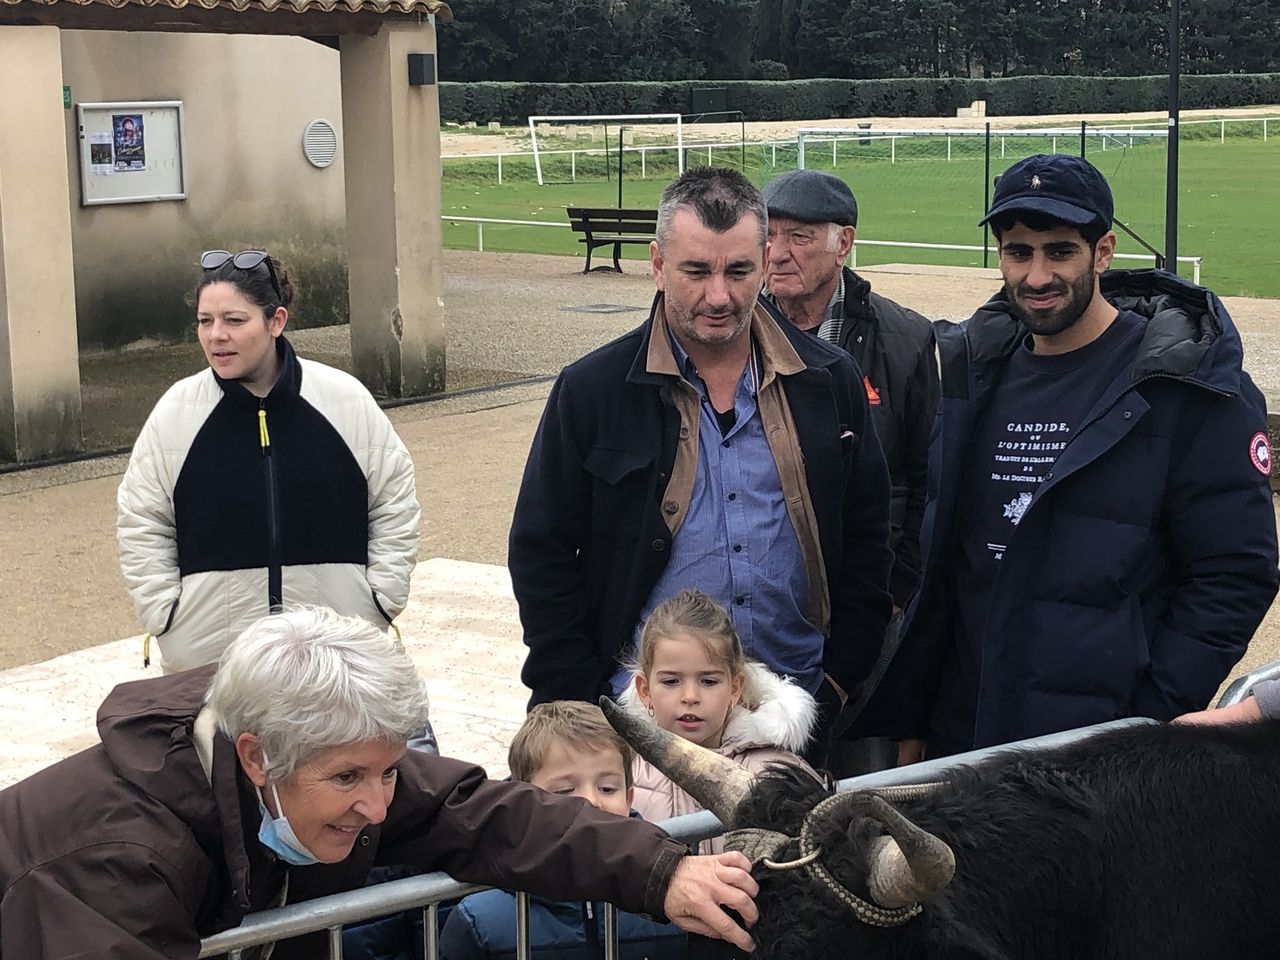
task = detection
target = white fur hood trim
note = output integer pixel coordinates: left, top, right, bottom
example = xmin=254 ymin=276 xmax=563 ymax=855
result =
xmin=618 ymin=659 xmax=817 ymax=754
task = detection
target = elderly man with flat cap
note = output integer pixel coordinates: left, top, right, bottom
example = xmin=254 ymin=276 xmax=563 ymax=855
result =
xmin=762 ymin=171 xmax=940 ymax=773
xmin=860 ymin=153 xmax=1278 ymax=763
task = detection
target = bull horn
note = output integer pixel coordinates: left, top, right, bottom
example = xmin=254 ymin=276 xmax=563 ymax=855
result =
xmin=599 ymin=696 xmax=756 ymax=827
xmin=864 ymin=795 xmax=955 ymax=908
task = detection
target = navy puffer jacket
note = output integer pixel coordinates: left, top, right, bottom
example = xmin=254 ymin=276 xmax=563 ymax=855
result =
xmin=439 ymin=890 xmax=687 ymax=960
xmin=863 ymin=269 xmax=1279 ymax=750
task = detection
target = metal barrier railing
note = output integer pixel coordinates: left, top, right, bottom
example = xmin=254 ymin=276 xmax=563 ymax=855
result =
xmin=198 ymin=717 xmax=1151 ymax=958
xmin=1216 ymin=658 xmax=1280 ymax=708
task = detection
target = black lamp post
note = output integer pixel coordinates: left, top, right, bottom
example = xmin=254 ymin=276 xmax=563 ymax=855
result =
xmin=1165 ymin=0 xmax=1181 ymax=273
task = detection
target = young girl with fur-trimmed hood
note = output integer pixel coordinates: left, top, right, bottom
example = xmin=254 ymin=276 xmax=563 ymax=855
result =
xmin=620 ymin=589 xmax=819 ymax=851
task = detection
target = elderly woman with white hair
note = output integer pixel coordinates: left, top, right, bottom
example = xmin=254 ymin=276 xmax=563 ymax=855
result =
xmin=0 ymin=608 xmax=759 ymax=960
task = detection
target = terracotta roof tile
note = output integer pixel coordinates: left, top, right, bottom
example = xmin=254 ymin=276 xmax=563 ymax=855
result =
xmin=0 ymin=0 xmax=452 ymax=20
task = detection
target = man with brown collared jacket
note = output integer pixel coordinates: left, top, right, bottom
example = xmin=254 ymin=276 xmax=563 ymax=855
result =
xmin=508 ymin=168 xmax=894 ymax=765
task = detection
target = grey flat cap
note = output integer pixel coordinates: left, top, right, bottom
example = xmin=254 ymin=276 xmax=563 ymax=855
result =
xmin=763 ymin=170 xmax=858 ymax=227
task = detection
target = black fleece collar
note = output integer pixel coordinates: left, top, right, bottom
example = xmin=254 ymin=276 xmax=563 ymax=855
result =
xmin=211 ymin=335 xmax=302 ymax=407
xmin=961 ymin=269 xmax=1242 ymax=395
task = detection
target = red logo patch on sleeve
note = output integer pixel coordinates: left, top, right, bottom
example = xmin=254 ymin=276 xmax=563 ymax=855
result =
xmin=1249 ymin=432 xmax=1271 ymax=476
xmin=863 ymin=376 xmax=881 ymax=405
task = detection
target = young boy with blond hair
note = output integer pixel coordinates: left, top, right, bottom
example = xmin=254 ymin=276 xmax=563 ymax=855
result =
xmin=439 ymin=703 xmax=687 ymax=960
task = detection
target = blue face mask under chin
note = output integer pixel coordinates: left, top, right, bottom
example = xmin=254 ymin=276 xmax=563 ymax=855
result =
xmin=256 ymin=752 xmax=322 ymax=866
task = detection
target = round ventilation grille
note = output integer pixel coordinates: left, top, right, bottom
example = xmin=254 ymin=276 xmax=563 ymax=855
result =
xmin=302 ymin=119 xmax=338 ymax=169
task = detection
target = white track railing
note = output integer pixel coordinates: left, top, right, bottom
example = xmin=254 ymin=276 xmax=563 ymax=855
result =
xmin=448 ymin=115 xmax=1276 ymax=184
xmin=444 ymin=139 xmax=768 ymax=183
xmin=1092 ymin=115 xmax=1277 ymax=142
xmin=795 ymin=127 xmax=1169 ymax=168
xmin=439 ymin=215 xmax=1202 ymax=284
xmin=440 ymin=215 xmax=571 ymax=252
xmin=847 ymin=238 xmax=1201 ymax=285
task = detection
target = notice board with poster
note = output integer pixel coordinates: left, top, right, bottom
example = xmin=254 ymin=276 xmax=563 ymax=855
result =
xmin=75 ymin=101 xmax=187 ymax=205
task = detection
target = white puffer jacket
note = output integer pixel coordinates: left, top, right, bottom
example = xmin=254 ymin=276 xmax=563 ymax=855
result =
xmin=620 ymin=660 xmax=819 ymax=852
xmin=116 ymin=337 xmax=419 ymax=672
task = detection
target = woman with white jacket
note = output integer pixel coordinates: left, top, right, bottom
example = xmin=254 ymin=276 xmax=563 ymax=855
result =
xmin=116 ymin=249 xmax=420 ymax=674
xmin=621 ymin=589 xmax=819 ymax=851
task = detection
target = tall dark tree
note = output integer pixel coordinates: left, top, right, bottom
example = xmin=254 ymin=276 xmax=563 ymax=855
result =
xmin=752 ymin=0 xmax=804 ymax=74
xmin=437 ymin=0 xmax=522 ymax=80
xmin=689 ymin=0 xmax=757 ymax=77
xmin=613 ymin=0 xmax=705 ymax=80
xmin=837 ymin=0 xmax=905 ymax=78
xmin=440 ymin=0 xmax=1280 ymax=84
xmin=956 ymin=0 xmax=1017 ymax=76
xmin=1076 ymin=0 xmax=1164 ymax=76
xmin=791 ymin=0 xmax=853 ymax=78
xmin=1184 ymin=0 xmax=1280 ymax=73
xmin=898 ymin=0 xmax=961 ymax=78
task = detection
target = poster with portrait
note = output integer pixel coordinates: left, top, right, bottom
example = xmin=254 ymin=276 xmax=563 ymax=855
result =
xmin=112 ymin=113 xmax=146 ymax=171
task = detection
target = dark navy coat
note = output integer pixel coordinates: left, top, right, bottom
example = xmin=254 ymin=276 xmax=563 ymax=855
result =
xmin=439 ymin=890 xmax=687 ymax=960
xmin=510 ymin=295 xmax=892 ymax=706
xmin=864 ymin=269 xmax=1279 ymax=750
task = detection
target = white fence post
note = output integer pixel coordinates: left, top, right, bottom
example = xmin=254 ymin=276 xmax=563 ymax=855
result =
xmin=477 ymin=222 xmax=484 ymax=252
xmin=707 ymin=145 xmax=713 ymax=165
xmin=1001 ymin=136 xmax=1006 ymax=157
xmin=772 ymin=143 xmax=777 ymax=166
xmin=571 ymin=151 xmax=577 ymax=182
xmin=1052 ymin=136 xmax=1057 ymax=153
xmin=640 ymin=148 xmax=646 ymax=179
xmin=947 ymin=135 xmax=952 ymax=161
xmin=832 ymin=138 xmax=837 ymax=167
xmin=1221 ymin=119 xmax=1226 ymax=143
xmin=1265 ymin=119 xmax=1269 ymax=142
xmin=891 ymin=136 xmax=896 ymax=164
xmin=497 ymin=154 xmax=503 ymax=185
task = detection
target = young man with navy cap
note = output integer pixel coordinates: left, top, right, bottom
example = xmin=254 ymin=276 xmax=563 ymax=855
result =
xmin=860 ymin=153 xmax=1279 ymax=760
xmin=763 ymin=169 xmax=940 ymax=775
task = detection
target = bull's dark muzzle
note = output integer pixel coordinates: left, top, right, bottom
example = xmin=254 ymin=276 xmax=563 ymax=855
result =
xmin=602 ymin=696 xmax=957 ymax=927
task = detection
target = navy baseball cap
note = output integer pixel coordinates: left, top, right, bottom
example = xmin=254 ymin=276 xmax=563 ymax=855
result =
xmin=979 ymin=154 xmax=1113 ymax=230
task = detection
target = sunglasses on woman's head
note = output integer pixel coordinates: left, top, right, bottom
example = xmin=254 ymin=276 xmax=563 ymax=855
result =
xmin=200 ymin=249 xmax=283 ymax=303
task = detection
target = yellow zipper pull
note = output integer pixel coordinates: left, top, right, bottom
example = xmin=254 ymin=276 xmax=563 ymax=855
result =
xmin=258 ymin=408 xmax=270 ymax=449
xmin=391 ymin=621 xmax=403 ymax=644
xmin=143 ymin=633 xmax=152 ymax=669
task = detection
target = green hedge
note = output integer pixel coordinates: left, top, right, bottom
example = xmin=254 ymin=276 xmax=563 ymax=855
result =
xmin=440 ymin=74 xmax=1280 ymax=124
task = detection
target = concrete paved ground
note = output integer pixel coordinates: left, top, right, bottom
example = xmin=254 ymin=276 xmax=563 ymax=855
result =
xmin=2 ymin=251 xmax=1278 ymax=780
xmin=0 ymin=558 xmax=527 ymax=788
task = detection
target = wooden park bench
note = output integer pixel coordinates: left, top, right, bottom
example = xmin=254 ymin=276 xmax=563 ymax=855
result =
xmin=566 ymin=207 xmax=658 ymax=274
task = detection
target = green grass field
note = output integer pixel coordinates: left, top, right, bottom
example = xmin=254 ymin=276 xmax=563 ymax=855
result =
xmin=442 ymin=129 xmax=1279 ymax=299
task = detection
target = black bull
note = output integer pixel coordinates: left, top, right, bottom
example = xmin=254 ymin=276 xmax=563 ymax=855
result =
xmin=602 ymin=699 xmax=1280 ymax=960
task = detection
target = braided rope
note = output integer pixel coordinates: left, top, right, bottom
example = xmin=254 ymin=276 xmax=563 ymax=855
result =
xmin=726 ymin=783 xmax=949 ymax=929
xmin=797 ymin=792 xmax=923 ymax=927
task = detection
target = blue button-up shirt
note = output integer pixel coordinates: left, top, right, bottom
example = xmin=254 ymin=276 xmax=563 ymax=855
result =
xmin=610 ymin=334 xmax=825 ymax=695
